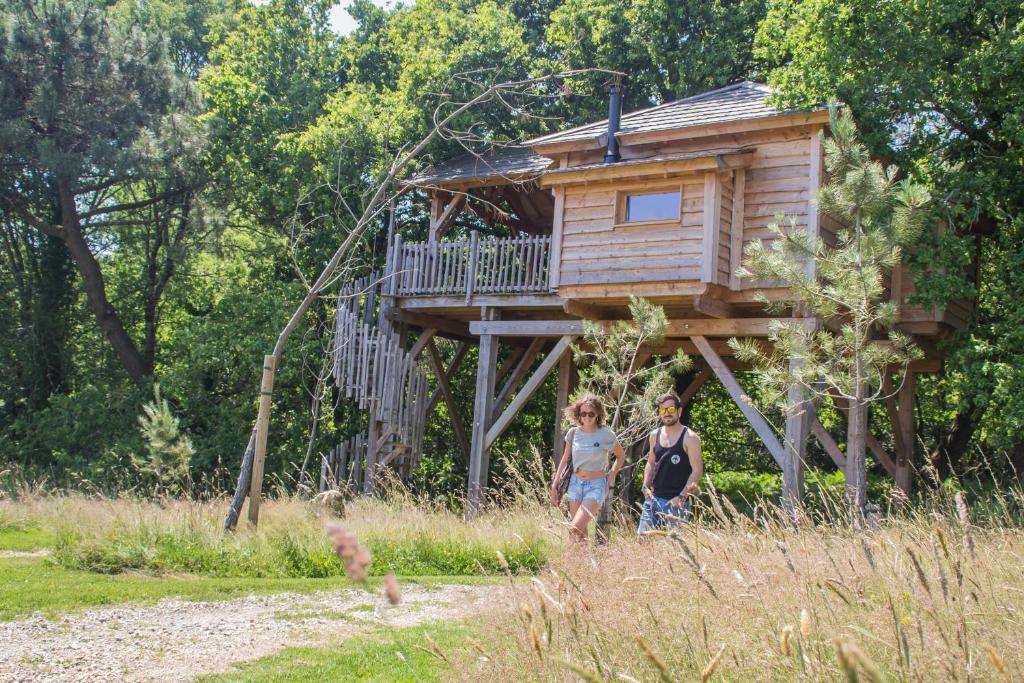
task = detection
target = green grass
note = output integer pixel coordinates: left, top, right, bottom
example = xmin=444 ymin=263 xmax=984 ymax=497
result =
xmin=0 ymin=527 xmax=55 ymax=552
xmin=0 ymin=555 xmax=501 ymax=622
xmin=200 ymin=621 xmax=468 ymax=682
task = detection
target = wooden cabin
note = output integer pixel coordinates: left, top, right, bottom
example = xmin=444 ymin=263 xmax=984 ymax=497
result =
xmin=327 ymin=81 xmax=971 ymax=507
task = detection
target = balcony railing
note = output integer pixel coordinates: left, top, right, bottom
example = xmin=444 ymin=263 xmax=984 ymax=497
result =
xmin=388 ymin=232 xmax=551 ymax=299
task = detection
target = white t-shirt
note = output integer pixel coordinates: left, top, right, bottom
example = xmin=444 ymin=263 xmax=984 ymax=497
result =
xmin=566 ymin=426 xmax=619 ymax=472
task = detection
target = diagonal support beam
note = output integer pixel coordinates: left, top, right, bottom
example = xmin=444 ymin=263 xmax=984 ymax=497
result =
xmin=425 ymin=341 xmax=469 ymax=414
xmin=691 ymin=335 xmax=787 ymax=469
xmin=809 ymin=413 xmax=847 ymax=470
xmin=493 ymin=337 xmax=546 ymax=421
xmin=486 ymin=336 xmax=577 ymax=449
xmin=426 ymin=338 xmax=471 ymax=464
xmin=407 ymin=328 xmax=437 ymax=360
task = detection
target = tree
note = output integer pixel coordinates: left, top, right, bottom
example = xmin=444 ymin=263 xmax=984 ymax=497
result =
xmin=755 ymin=0 xmax=1024 ymax=476
xmin=0 ymin=0 xmax=205 ymax=383
xmin=730 ymin=108 xmax=929 ymax=508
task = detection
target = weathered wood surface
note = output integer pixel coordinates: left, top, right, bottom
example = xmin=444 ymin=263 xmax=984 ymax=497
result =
xmin=393 ymin=233 xmax=550 ymax=297
xmin=326 ymin=274 xmax=431 ymax=491
xmin=469 ymin=317 xmax=818 ymax=337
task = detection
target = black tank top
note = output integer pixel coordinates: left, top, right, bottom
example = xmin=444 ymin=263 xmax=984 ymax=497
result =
xmin=652 ymin=426 xmax=692 ymax=499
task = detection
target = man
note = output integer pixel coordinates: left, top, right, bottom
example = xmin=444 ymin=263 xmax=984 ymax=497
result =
xmin=637 ymin=392 xmax=704 ymax=534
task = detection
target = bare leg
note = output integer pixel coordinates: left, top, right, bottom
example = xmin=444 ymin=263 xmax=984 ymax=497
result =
xmin=567 ymin=500 xmax=582 ymax=543
xmin=570 ymin=500 xmax=601 ymax=543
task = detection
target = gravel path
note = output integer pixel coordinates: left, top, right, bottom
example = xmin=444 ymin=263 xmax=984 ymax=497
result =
xmin=0 ymin=582 xmax=497 ymax=682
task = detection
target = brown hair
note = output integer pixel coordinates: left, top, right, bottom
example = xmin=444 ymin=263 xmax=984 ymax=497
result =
xmin=563 ymin=392 xmax=607 ymax=427
xmin=655 ymin=392 xmax=681 ymax=408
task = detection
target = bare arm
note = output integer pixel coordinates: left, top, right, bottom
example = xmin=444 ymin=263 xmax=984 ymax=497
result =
xmin=641 ymin=431 xmax=657 ymax=499
xmin=607 ymin=441 xmax=626 ymax=485
xmin=681 ymin=430 xmax=704 ymax=497
xmin=552 ymin=439 xmax=572 ymax=489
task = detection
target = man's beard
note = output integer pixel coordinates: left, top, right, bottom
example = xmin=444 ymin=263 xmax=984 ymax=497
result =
xmin=660 ymin=415 xmax=679 ymax=426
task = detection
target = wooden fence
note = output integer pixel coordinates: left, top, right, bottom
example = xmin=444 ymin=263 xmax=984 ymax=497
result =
xmin=389 ymin=233 xmax=550 ymax=299
xmin=326 ymin=273 xmax=429 ymax=491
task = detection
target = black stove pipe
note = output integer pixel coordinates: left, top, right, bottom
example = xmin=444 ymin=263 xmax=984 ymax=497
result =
xmin=603 ymin=76 xmax=624 ymax=164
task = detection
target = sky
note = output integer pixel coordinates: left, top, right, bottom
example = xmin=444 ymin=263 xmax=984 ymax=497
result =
xmin=328 ymin=0 xmax=396 ymax=35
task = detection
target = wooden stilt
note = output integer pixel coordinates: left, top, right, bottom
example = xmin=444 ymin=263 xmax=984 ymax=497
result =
xmin=553 ymin=352 xmax=574 ymax=468
xmin=426 ymin=338 xmax=471 ymax=464
xmin=425 ymin=342 xmax=469 ymax=414
xmin=468 ymin=310 xmax=499 ymax=511
xmin=691 ymin=336 xmax=787 ymax=469
xmin=783 ymin=360 xmax=809 ymax=512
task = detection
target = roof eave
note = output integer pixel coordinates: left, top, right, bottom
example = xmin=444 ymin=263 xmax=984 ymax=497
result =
xmin=615 ymin=109 xmax=831 ymax=146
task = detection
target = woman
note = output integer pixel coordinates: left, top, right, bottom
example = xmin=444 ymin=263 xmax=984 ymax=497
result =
xmin=550 ymin=393 xmax=626 ymax=543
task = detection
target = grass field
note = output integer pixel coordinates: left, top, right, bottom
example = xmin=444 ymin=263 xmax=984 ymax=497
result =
xmin=1 ymin=475 xmax=1022 ymax=681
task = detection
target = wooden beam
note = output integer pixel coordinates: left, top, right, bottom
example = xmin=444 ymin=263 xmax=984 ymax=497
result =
xmin=407 ymin=328 xmax=437 ymax=361
xmin=866 ymin=432 xmax=900 ymax=481
xmin=468 ymin=310 xmax=500 ymax=511
xmin=691 ymin=335 xmax=787 ymax=469
xmin=486 ymin=335 xmax=577 ymax=449
xmin=395 ymin=294 xmax=561 ymax=310
xmin=429 ymin=193 xmax=466 ymax=241
xmin=701 ymin=171 xmax=722 ymax=284
xmin=809 ymin=414 xmax=846 ymax=469
xmin=493 ymin=337 xmax=546 ymax=421
xmin=693 ymin=294 xmax=736 ymax=319
xmin=806 ymin=127 xmax=824 ymax=281
xmin=562 ymin=299 xmax=606 ymax=320
xmin=385 ymin=308 xmax=471 ymax=339
xmin=426 ymin=338 xmax=471 ymax=464
xmin=553 ymin=352 xmax=575 ymax=467
xmin=679 ymin=365 xmax=713 ymax=407
xmin=729 ymin=168 xmax=746 ymax=291
xmin=425 ymin=341 xmax=469 ymax=414
xmin=469 ymin=317 xmax=819 ymax=338
xmin=548 ymin=187 xmax=565 ymax=290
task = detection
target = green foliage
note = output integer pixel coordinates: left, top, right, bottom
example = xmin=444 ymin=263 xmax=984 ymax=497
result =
xmin=756 ymin=0 xmax=1024 ymax=470
xmin=574 ymin=297 xmax=691 ymax=449
xmin=200 ymin=622 xmax=468 ymax=683
xmin=134 ymin=385 xmax=194 ymax=496
xmin=0 ymin=556 xmax=360 ymax=622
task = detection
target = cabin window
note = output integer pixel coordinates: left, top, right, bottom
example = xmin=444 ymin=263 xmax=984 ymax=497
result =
xmin=623 ymin=190 xmax=680 ymax=223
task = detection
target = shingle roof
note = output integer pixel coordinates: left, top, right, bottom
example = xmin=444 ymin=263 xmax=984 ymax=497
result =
xmin=526 ymin=81 xmax=808 ymax=148
xmin=408 ymin=146 xmax=553 ymax=187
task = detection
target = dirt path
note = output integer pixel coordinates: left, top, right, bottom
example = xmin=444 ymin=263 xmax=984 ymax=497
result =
xmin=0 ymin=582 xmax=497 ymax=682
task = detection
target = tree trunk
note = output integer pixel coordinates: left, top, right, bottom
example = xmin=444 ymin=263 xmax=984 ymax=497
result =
xmin=57 ymin=181 xmax=152 ymax=384
xmin=846 ymin=398 xmax=868 ymax=510
xmin=929 ymin=408 xmax=977 ymax=481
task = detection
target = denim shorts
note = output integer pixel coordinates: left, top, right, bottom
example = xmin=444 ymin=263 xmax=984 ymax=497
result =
xmin=637 ymin=496 xmax=692 ymax=534
xmin=566 ymin=474 xmax=607 ymax=503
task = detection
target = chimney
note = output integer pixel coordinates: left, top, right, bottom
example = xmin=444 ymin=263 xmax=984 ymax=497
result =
xmin=603 ymin=76 xmax=624 ymax=164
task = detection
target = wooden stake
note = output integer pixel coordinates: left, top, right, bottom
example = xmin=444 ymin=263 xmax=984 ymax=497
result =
xmin=247 ymin=354 xmax=276 ymax=526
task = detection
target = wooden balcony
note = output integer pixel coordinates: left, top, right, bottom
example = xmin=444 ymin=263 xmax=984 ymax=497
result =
xmin=388 ymin=233 xmax=551 ymax=299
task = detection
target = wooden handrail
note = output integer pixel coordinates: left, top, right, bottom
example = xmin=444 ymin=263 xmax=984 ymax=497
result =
xmin=394 ymin=233 xmax=550 ymax=297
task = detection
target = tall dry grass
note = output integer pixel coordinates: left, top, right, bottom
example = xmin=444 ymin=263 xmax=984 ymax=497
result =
xmin=0 ymin=469 xmax=561 ymax=577
xmin=452 ymin=484 xmax=1023 ymax=681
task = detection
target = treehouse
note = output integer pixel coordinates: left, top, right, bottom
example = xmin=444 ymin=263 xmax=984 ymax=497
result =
xmin=328 ymin=81 xmax=973 ymax=507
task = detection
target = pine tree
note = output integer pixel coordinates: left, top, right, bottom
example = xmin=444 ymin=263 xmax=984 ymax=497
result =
xmin=730 ymin=107 xmax=929 ymax=509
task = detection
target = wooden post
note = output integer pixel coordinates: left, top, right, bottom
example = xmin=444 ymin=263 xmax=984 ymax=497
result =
xmin=465 ymin=231 xmax=479 ymax=304
xmin=701 ymin=171 xmax=722 ymax=284
xmin=553 ymin=352 xmax=574 ymax=468
xmin=247 ymin=354 xmax=276 ymax=526
xmin=783 ymin=361 xmax=809 ymax=513
xmin=728 ymin=169 xmax=746 ymax=291
xmin=468 ymin=309 xmax=499 ymax=511
xmin=548 ymin=187 xmax=565 ymax=291
xmin=896 ymin=371 xmax=915 ymax=493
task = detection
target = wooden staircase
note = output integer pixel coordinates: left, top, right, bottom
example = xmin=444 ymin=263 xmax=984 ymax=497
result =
xmin=325 ymin=273 xmax=430 ymax=492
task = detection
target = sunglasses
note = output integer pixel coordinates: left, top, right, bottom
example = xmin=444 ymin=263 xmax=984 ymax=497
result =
xmin=579 ymin=411 xmax=597 ymax=418
xmin=657 ymin=405 xmax=678 ymax=416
